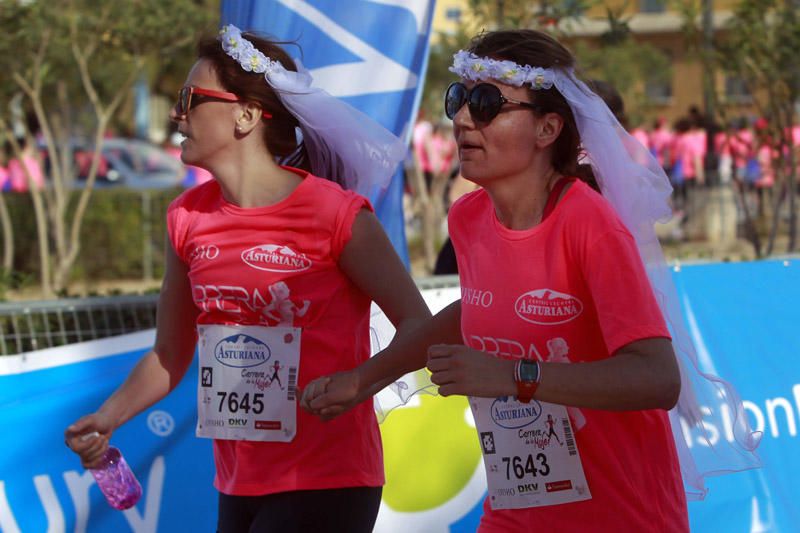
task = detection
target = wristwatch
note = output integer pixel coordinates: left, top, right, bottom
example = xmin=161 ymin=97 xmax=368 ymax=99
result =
xmin=514 ymin=359 xmax=541 ymax=403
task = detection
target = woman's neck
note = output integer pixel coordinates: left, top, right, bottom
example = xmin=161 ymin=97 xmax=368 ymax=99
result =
xmin=209 ymin=144 xmax=303 ymax=208
xmin=484 ymin=162 xmax=561 ymax=231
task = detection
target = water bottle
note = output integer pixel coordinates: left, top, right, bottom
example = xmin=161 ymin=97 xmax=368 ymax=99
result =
xmin=89 ymin=445 xmax=142 ymax=510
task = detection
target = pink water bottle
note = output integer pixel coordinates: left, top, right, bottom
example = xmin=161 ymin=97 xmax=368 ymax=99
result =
xmin=89 ymin=446 xmax=142 ymax=510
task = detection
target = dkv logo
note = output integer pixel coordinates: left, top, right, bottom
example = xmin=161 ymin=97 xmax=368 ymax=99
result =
xmin=515 ymin=289 xmax=583 ymax=325
xmin=241 ymin=244 xmax=311 ymax=273
xmin=491 ymin=397 xmax=543 ymax=429
xmin=214 ymin=334 xmax=271 ymax=368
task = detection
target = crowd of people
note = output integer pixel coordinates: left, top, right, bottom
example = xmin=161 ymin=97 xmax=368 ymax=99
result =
xmin=410 ymin=95 xmax=800 ymax=256
xmin=627 ymin=109 xmax=800 ymax=219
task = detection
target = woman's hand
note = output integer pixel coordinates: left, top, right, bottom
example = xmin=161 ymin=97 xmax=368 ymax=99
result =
xmin=427 ymin=344 xmax=516 ymax=398
xmin=64 ymin=412 xmax=116 ymax=469
xmin=300 ymin=370 xmax=362 ymax=421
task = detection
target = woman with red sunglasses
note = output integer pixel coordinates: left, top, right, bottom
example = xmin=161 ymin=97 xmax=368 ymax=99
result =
xmin=303 ymin=29 xmax=760 ymax=532
xmin=64 ymin=24 xmax=430 ymax=532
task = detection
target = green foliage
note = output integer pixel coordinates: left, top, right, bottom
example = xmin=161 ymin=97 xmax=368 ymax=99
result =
xmin=0 ymin=0 xmax=217 ymax=137
xmin=422 ymin=29 xmax=474 ymax=120
xmin=3 ymin=188 xmax=179 ymax=288
xmin=573 ymin=39 xmax=670 ymax=124
xmin=0 ymin=0 xmax=218 ymax=294
xmin=467 ymin=0 xmax=597 ymax=29
xmin=716 ymin=0 xmax=799 ymax=104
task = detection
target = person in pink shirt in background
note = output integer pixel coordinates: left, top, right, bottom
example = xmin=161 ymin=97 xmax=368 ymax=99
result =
xmin=688 ymin=115 xmax=708 ymax=186
xmin=714 ymin=121 xmax=736 ymax=184
xmin=791 ymin=124 xmax=800 ymax=184
xmin=729 ymin=118 xmax=755 ymax=183
xmin=752 ymin=119 xmax=777 ymax=217
xmin=7 ymin=137 xmax=44 ymax=193
xmin=65 ymin=25 xmax=430 ymax=533
xmin=429 ymin=122 xmax=457 ymax=179
xmin=0 ymin=142 xmax=9 ymax=192
xmin=630 ymin=123 xmax=650 ymax=152
xmin=649 ymin=117 xmax=673 ymax=172
xmin=669 ymin=118 xmax=696 ymax=214
xmin=412 ymin=113 xmax=435 ymax=190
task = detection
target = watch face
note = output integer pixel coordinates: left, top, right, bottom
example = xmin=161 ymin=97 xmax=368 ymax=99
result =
xmin=519 ymin=360 xmax=540 ymax=383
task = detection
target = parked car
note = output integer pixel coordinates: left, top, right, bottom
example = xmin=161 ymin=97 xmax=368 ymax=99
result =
xmin=72 ymin=138 xmax=186 ymax=190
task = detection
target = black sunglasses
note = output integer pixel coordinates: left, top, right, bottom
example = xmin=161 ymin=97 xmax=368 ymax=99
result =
xmin=444 ymin=82 xmax=540 ymax=124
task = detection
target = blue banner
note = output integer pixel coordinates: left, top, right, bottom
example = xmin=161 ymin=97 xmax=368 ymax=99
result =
xmin=220 ymin=0 xmax=437 ymax=267
xmin=1 ymin=260 xmax=798 ymax=531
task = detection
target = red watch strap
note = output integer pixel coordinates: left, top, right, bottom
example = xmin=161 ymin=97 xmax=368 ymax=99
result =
xmin=514 ymin=360 xmax=540 ymax=403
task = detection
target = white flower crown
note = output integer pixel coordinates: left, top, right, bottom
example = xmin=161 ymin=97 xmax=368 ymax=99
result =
xmin=449 ymin=50 xmax=555 ymax=90
xmin=219 ymin=24 xmax=285 ymax=75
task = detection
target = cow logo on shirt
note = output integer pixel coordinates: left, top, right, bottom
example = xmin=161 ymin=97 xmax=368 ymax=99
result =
xmin=241 ymin=244 xmax=312 ymax=273
xmin=514 ymin=289 xmax=583 ymax=325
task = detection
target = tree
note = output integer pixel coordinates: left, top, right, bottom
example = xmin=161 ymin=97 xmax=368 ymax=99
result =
xmin=712 ymin=0 xmax=799 ymax=255
xmin=0 ymin=0 xmax=216 ymax=296
xmin=571 ymin=4 xmax=671 ymax=127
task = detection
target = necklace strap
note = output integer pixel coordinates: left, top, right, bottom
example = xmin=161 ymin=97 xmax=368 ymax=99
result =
xmin=541 ymin=177 xmax=574 ymax=222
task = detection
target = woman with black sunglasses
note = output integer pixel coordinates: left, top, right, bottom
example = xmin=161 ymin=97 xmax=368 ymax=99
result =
xmin=304 ymin=29 xmax=758 ymax=531
xmin=64 ymin=24 xmax=431 ymax=533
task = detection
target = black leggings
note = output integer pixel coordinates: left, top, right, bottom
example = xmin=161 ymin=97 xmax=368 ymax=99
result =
xmin=217 ymin=486 xmax=382 ymax=533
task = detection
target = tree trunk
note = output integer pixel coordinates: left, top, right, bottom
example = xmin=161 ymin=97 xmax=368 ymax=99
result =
xmin=787 ymin=149 xmax=798 ymax=253
xmin=765 ymin=181 xmax=785 ymax=256
xmin=734 ymin=180 xmax=762 ymax=258
xmin=0 ymin=196 xmax=13 ymax=273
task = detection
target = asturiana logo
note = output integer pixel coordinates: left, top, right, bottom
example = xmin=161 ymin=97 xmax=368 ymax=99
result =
xmin=490 ymin=397 xmax=543 ymax=429
xmin=241 ymin=244 xmax=311 ymax=273
xmin=515 ymin=289 xmax=583 ymax=325
xmin=214 ymin=334 xmax=271 ymax=368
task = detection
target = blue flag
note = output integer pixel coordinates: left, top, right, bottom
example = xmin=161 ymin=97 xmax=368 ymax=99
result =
xmin=221 ymin=0 xmax=437 ymax=267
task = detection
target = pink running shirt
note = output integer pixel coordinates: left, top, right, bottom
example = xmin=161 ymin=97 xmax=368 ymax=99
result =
xmin=413 ymin=120 xmax=433 ymax=172
xmin=671 ymin=133 xmax=698 ymax=180
xmin=167 ymin=167 xmax=383 ymax=496
xmin=448 ymin=180 xmax=688 ymax=532
xmin=649 ymin=127 xmax=674 ymax=167
xmin=8 ymin=155 xmax=44 ymax=192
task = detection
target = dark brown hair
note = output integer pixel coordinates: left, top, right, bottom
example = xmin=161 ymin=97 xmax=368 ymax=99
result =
xmin=196 ymin=32 xmax=309 ymax=170
xmin=467 ymin=30 xmax=597 ymax=189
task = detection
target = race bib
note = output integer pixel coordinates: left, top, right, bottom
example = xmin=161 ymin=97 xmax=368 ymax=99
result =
xmin=196 ymin=324 xmax=300 ymax=442
xmin=471 ymin=396 xmax=592 ymax=510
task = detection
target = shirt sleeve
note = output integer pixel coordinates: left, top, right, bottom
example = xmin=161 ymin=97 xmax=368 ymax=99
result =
xmin=166 ymin=196 xmax=190 ymax=263
xmin=582 ymin=228 xmax=670 ymax=355
xmin=331 ymin=191 xmax=373 ymax=261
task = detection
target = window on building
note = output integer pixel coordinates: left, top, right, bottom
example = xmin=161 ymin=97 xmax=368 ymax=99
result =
xmin=724 ymin=75 xmax=752 ymax=103
xmin=445 ymin=7 xmax=462 ymax=23
xmin=561 ymin=0 xmax=585 ymax=16
xmin=645 ymin=79 xmax=672 ymax=104
xmin=639 ymin=0 xmax=666 ymax=13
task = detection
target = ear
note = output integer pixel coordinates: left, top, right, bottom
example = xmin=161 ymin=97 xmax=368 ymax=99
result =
xmin=234 ymin=101 xmax=264 ymax=135
xmin=534 ymin=112 xmax=564 ymax=149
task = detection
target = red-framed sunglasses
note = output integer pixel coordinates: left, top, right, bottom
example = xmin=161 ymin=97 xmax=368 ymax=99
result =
xmin=176 ymin=86 xmax=272 ymax=119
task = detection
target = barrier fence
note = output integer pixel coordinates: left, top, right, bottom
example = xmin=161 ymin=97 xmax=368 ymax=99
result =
xmin=0 ymin=263 xmax=797 ymax=532
xmin=0 ymin=276 xmax=459 ymax=356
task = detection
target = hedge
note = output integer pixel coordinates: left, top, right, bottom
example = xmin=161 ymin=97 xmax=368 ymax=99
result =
xmin=2 ymin=188 xmax=181 ymax=290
